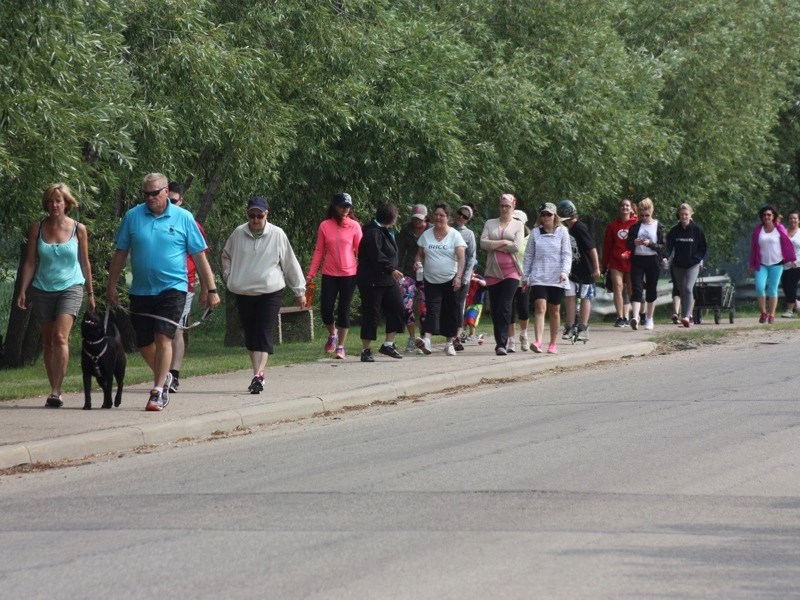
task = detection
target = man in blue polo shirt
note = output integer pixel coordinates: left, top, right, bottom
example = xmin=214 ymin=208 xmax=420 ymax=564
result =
xmin=106 ymin=172 xmax=220 ymax=411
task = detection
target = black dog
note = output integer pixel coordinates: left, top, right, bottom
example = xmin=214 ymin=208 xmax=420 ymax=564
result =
xmin=81 ymin=310 xmax=126 ymax=410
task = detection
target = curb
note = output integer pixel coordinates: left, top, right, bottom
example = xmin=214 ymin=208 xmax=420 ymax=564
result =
xmin=0 ymin=342 xmax=655 ymax=470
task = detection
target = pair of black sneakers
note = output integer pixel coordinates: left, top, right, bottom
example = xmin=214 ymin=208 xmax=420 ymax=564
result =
xmin=361 ymin=344 xmax=403 ymax=362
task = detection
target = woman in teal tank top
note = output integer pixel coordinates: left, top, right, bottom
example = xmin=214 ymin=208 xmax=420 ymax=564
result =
xmin=16 ymin=183 xmax=95 ymax=408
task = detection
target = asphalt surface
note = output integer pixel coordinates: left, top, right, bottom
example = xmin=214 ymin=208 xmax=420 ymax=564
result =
xmin=5 ymin=317 xmax=735 ymax=470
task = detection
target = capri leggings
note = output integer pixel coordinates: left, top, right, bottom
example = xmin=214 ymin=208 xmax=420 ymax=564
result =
xmin=755 ymin=263 xmax=783 ymax=298
xmin=630 ymin=255 xmax=661 ymax=303
xmin=320 ymin=274 xmax=357 ymax=328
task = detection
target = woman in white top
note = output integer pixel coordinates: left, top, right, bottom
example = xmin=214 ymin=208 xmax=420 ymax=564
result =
xmin=521 ymin=202 xmax=571 ymax=354
xmin=414 ymin=203 xmax=466 ymax=356
xmin=624 ymin=198 xmax=667 ymax=331
xmin=780 ymin=210 xmax=800 ymax=318
xmin=749 ymin=204 xmax=796 ymax=324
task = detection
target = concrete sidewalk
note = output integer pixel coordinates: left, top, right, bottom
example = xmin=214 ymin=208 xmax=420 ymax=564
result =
xmin=1 ymin=322 xmax=690 ymax=469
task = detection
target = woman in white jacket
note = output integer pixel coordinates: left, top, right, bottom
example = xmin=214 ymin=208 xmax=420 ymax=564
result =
xmin=222 ymin=196 xmax=306 ymax=394
xmin=522 ymin=202 xmax=572 ymax=354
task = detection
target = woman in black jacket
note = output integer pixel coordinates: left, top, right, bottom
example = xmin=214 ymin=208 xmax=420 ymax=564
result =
xmin=625 ymin=197 xmax=667 ymax=331
xmin=357 ymin=203 xmax=406 ymax=362
xmin=665 ymin=203 xmax=707 ymax=328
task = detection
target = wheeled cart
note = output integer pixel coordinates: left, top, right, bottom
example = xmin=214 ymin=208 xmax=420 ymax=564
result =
xmin=692 ymin=273 xmax=735 ymax=324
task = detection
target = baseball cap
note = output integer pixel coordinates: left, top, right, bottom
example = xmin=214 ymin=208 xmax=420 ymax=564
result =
xmin=332 ymin=192 xmax=353 ymax=207
xmin=539 ymin=202 xmax=557 ymax=215
xmin=412 ymin=204 xmax=428 ymax=220
xmin=247 ymin=196 xmax=268 ymax=212
xmin=512 ymin=209 xmax=528 ymax=224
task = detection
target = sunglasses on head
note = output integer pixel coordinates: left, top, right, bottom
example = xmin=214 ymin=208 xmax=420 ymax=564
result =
xmin=142 ymin=186 xmax=165 ymax=198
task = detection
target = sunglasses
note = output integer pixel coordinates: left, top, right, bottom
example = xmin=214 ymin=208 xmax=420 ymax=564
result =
xmin=456 ymin=212 xmax=469 ymax=219
xmin=540 ymin=212 xmax=553 ymax=217
xmin=248 ymin=212 xmax=266 ymax=220
xmin=142 ymin=186 xmax=166 ymax=198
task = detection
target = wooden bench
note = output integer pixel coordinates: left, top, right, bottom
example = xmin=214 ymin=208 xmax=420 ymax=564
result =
xmin=275 ymin=306 xmax=314 ymax=344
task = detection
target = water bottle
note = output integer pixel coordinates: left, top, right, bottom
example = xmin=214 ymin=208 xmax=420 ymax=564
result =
xmin=416 ymin=265 xmax=424 ymax=282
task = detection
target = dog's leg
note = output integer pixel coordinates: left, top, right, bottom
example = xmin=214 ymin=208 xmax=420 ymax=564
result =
xmin=101 ymin=373 xmax=113 ymax=409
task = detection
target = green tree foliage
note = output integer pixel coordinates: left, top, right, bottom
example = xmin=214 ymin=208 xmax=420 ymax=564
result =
xmin=1 ymin=0 xmax=800 ymax=361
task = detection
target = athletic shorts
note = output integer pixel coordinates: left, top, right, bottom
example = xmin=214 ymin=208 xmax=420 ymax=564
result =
xmin=529 ymin=285 xmax=565 ymax=305
xmin=30 ymin=285 xmax=84 ymax=324
xmin=564 ymin=281 xmax=596 ymax=299
xmin=129 ymin=289 xmax=186 ymax=347
xmin=178 ymin=291 xmax=195 ymax=326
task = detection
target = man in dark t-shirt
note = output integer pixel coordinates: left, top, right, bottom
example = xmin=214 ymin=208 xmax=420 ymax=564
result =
xmin=557 ymin=200 xmax=601 ymax=341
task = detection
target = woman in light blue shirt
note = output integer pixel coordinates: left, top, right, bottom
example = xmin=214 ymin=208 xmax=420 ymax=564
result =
xmin=17 ymin=183 xmax=95 ymax=408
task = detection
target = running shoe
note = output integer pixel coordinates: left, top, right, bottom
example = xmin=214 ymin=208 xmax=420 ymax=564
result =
xmin=681 ymin=317 xmax=691 ymax=328
xmin=759 ymin=312 xmax=768 ymax=324
xmin=644 ymin=319 xmax=654 ymax=331
xmin=145 ymin=389 xmax=165 ymax=411
xmin=561 ymin=326 xmax=572 ymax=340
xmin=378 ymin=344 xmax=403 ymax=359
xmin=248 ymin=374 xmax=264 ymax=394
xmin=405 ymin=338 xmax=417 ymax=353
xmin=324 ymin=335 xmax=338 ymax=353
xmin=162 ymin=373 xmax=173 ymax=406
xmin=496 ymin=347 xmax=507 ymax=356
xmin=623 ymin=317 xmax=629 ymax=327
xmin=629 ymin=317 xmax=638 ymax=330
xmin=445 ymin=343 xmax=456 ymax=356
xmin=577 ymin=325 xmax=589 ymax=341
xmin=671 ymin=313 xmax=680 ymax=324
xmin=768 ymin=315 xmax=775 ymax=324
xmin=506 ymin=338 xmax=516 ymax=353
xmin=360 ymin=348 xmax=375 ymax=362
xmin=416 ymin=337 xmax=432 ymax=355
xmin=530 ymin=341 xmax=543 ymax=353
xmin=168 ymin=375 xmax=180 ymax=393
xmin=334 ymin=346 xmax=346 ymax=359
xmin=452 ymin=339 xmax=465 ymax=352
xmin=613 ymin=317 xmax=626 ymax=328
xmin=44 ymin=394 xmax=63 ymax=408
xmin=782 ymin=310 xmax=795 ymax=318
xmin=520 ymin=334 xmax=529 ymax=351
xmin=547 ymin=342 xmax=558 ymax=354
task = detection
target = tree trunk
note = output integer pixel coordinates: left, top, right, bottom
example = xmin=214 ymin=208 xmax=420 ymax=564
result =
xmin=196 ymin=147 xmax=235 ymax=224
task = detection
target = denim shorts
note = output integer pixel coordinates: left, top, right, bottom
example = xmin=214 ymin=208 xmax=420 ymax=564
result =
xmin=30 ymin=285 xmax=84 ymax=324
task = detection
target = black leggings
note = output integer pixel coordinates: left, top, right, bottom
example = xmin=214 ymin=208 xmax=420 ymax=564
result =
xmin=320 ymin=275 xmax=358 ymax=328
xmin=630 ymin=255 xmax=661 ymax=303
xmin=781 ymin=267 xmax=800 ymax=304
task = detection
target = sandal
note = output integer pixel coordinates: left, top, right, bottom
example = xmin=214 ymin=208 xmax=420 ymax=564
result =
xmin=45 ymin=394 xmax=63 ymax=408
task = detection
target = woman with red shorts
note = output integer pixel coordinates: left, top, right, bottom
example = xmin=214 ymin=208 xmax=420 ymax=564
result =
xmin=602 ymin=198 xmax=638 ymax=328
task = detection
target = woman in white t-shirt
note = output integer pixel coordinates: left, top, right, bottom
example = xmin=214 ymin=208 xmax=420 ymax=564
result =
xmin=414 ymin=203 xmax=466 ymax=356
xmin=749 ymin=204 xmax=797 ymax=323
xmin=624 ymin=198 xmax=667 ymax=331
xmin=780 ymin=210 xmax=800 ymax=318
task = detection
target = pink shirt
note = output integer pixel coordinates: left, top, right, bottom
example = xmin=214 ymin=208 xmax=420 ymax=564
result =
xmin=307 ymin=217 xmax=362 ymax=277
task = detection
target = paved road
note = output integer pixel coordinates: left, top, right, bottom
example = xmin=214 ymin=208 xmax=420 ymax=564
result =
xmin=1 ymin=328 xmax=798 ymax=598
